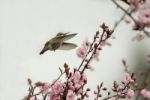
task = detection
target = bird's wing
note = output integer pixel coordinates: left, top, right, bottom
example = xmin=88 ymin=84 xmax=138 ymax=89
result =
xmin=58 ymin=42 xmax=77 ymax=50
xmin=56 ymin=32 xmax=69 ymax=37
xmin=56 ymin=33 xmax=77 ymax=41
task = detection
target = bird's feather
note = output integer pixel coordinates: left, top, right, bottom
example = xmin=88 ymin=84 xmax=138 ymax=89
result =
xmin=58 ymin=42 xmax=77 ymax=50
xmin=51 ymin=42 xmax=62 ymax=50
xmin=56 ymin=32 xmax=69 ymax=37
xmin=56 ymin=33 xmax=77 ymax=41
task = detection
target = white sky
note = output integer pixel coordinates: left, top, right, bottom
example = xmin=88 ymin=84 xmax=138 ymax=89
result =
xmin=0 ymin=0 xmax=150 ymax=99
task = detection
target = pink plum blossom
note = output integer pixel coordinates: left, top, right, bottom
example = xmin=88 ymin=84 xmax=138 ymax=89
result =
xmin=39 ymin=82 xmax=50 ymax=94
xmin=73 ymin=71 xmax=84 ymax=90
xmin=73 ymin=71 xmax=81 ymax=83
xmin=126 ymin=89 xmax=135 ymax=99
xmin=82 ymin=38 xmax=90 ymax=50
xmin=100 ymin=40 xmax=111 ymax=46
xmin=138 ymin=9 xmax=150 ymax=28
xmin=67 ymin=71 xmax=87 ymax=95
xmin=132 ymin=34 xmax=145 ymax=41
xmin=86 ymin=64 xmax=94 ymax=71
xmin=66 ymin=90 xmax=75 ymax=100
xmin=29 ymin=96 xmax=36 ymax=100
xmin=76 ymin=47 xmax=87 ymax=59
xmin=49 ymin=94 xmax=61 ymax=100
xmin=122 ymin=72 xmax=134 ymax=84
xmin=49 ymin=81 xmax=64 ymax=100
xmin=140 ymin=89 xmax=150 ymax=99
xmin=127 ymin=0 xmax=140 ymax=11
xmin=51 ymin=81 xmax=64 ymax=95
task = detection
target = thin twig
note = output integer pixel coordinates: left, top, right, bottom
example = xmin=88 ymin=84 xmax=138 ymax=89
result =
xmin=112 ymin=0 xmax=150 ymax=37
xmin=113 ymin=8 xmax=130 ymax=30
xmin=135 ymin=69 xmax=150 ymax=100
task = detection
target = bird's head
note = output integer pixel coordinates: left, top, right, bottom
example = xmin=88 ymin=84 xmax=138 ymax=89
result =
xmin=39 ymin=41 xmax=52 ymax=55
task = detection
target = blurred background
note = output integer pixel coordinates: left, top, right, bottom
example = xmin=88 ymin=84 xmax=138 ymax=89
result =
xmin=0 ymin=0 xmax=150 ymax=99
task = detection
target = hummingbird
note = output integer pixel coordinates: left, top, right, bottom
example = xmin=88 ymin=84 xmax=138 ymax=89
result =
xmin=39 ymin=32 xmax=77 ymax=55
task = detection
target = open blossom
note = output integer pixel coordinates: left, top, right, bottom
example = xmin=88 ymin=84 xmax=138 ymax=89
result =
xmin=29 ymin=96 xmax=37 ymax=100
xmin=127 ymin=0 xmax=140 ymax=11
xmin=73 ymin=71 xmax=87 ymax=87
xmin=126 ymin=89 xmax=134 ymax=99
xmin=50 ymin=95 xmax=61 ymax=100
xmin=127 ymin=0 xmax=147 ymax=11
xmin=73 ymin=71 xmax=81 ymax=84
xmin=132 ymin=34 xmax=145 ymax=41
xmin=82 ymin=38 xmax=90 ymax=49
xmin=138 ymin=9 xmax=150 ymax=28
xmin=100 ymin=40 xmax=111 ymax=46
xmin=140 ymin=89 xmax=150 ymax=99
xmin=49 ymin=81 xmax=64 ymax=100
xmin=76 ymin=47 xmax=87 ymax=59
xmin=67 ymin=71 xmax=87 ymax=95
xmin=122 ymin=72 xmax=134 ymax=83
xmin=85 ymin=64 xmax=94 ymax=71
xmin=66 ymin=90 xmax=75 ymax=100
xmin=139 ymin=0 xmax=150 ymax=10
xmin=39 ymin=82 xmax=50 ymax=94
xmin=51 ymin=81 xmax=64 ymax=94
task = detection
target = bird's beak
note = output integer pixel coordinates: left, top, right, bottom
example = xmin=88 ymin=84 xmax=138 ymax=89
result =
xmin=39 ymin=50 xmax=44 ymax=55
xmin=39 ymin=49 xmax=46 ymax=55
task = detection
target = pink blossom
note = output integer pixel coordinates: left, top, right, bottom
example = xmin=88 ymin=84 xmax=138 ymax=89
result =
xmin=81 ymin=73 xmax=87 ymax=83
xmin=68 ymin=71 xmax=87 ymax=95
xmin=68 ymin=81 xmax=75 ymax=90
xmin=118 ymin=92 xmax=122 ymax=96
xmin=122 ymin=73 xmax=134 ymax=84
xmin=138 ymin=8 xmax=150 ymax=28
xmin=126 ymin=89 xmax=134 ymax=99
xmin=72 ymin=71 xmax=83 ymax=90
xmin=140 ymin=89 xmax=150 ymax=99
xmin=127 ymin=0 xmax=139 ymax=11
xmin=76 ymin=47 xmax=87 ymax=59
xmin=117 ymin=86 xmax=123 ymax=91
xmin=82 ymin=38 xmax=90 ymax=50
xmin=127 ymin=0 xmax=147 ymax=11
xmin=93 ymin=49 xmax=100 ymax=61
xmin=39 ymin=82 xmax=50 ymax=94
xmin=73 ymin=71 xmax=87 ymax=85
xmin=51 ymin=82 xmax=64 ymax=95
xmin=66 ymin=90 xmax=75 ymax=100
xmin=116 ymin=85 xmax=123 ymax=96
xmin=85 ymin=64 xmax=94 ymax=71
xmin=73 ymin=71 xmax=81 ymax=83
xmin=100 ymin=40 xmax=111 ymax=46
xmin=50 ymin=94 xmax=61 ymax=100
xmin=139 ymin=0 xmax=150 ymax=10
xmin=141 ymin=89 xmax=147 ymax=96
xmin=49 ymin=81 xmax=64 ymax=100
xmin=29 ymin=96 xmax=36 ymax=100
xmin=132 ymin=34 xmax=145 ymax=41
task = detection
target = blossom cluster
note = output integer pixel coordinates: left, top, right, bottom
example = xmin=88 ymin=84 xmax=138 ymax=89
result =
xmin=23 ymin=22 xmax=150 ymax=100
xmin=93 ymin=60 xmax=150 ymax=100
xmin=140 ymin=89 xmax=150 ymax=99
xmin=23 ymin=23 xmax=114 ymax=100
xmin=112 ymin=0 xmax=150 ymax=38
